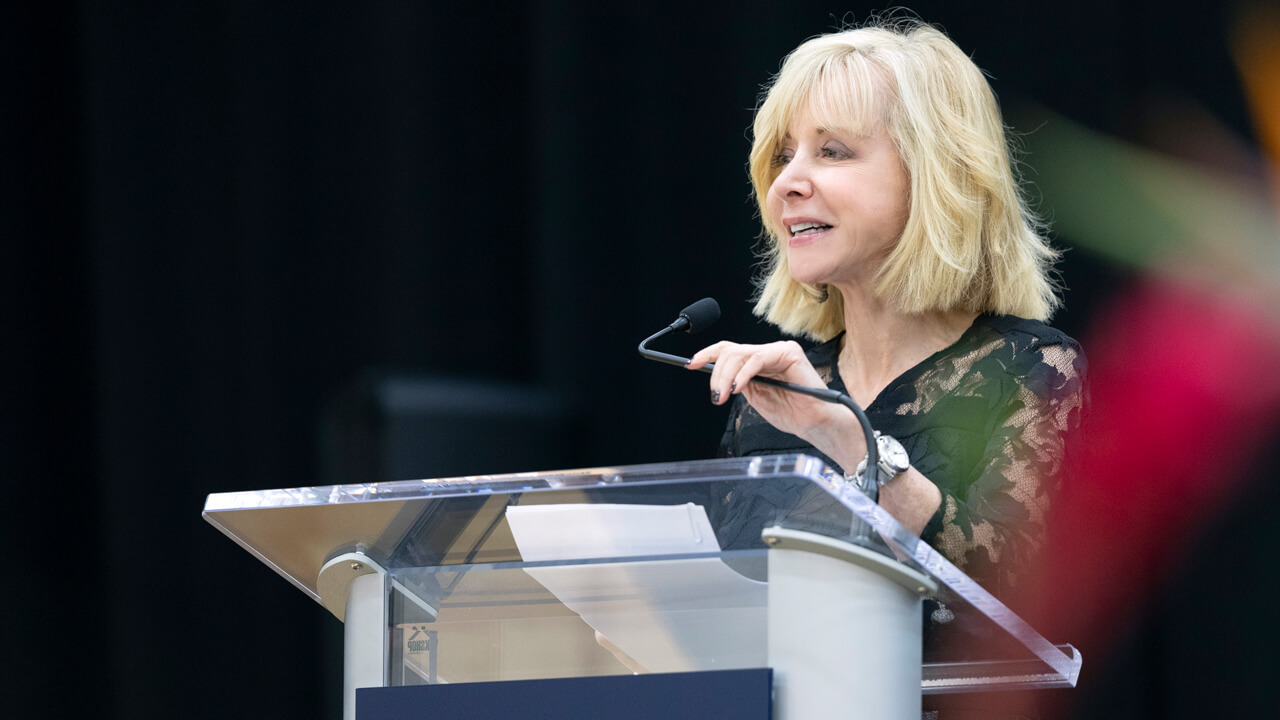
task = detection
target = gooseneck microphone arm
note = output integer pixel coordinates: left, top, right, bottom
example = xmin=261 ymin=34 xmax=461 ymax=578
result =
xmin=639 ymin=298 xmax=880 ymax=496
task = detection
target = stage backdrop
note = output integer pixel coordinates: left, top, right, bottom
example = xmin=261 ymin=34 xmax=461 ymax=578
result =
xmin=3 ymin=1 xmax=1268 ymax=719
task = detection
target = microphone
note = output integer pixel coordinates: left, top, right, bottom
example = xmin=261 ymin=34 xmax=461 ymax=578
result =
xmin=670 ymin=297 xmax=721 ymax=334
xmin=637 ymin=298 xmax=721 ymax=370
xmin=638 ymin=299 xmax=881 ymax=499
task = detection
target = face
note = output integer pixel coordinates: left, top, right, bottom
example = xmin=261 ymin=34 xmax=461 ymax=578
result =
xmin=766 ymin=105 xmax=911 ymax=291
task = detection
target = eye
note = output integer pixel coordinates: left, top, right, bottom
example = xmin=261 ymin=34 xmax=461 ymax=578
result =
xmin=770 ymin=149 xmax=794 ymax=168
xmin=819 ymin=142 xmax=853 ymax=160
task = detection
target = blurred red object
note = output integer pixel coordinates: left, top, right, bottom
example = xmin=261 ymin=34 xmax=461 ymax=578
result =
xmin=1022 ymin=278 xmax=1280 ymax=655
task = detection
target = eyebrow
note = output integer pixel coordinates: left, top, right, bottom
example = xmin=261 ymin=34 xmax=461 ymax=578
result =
xmin=783 ymin=122 xmax=871 ymax=138
xmin=820 ymin=124 xmax=874 ymax=139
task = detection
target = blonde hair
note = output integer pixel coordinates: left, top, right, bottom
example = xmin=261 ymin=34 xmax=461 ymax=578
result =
xmin=750 ymin=19 xmax=1060 ymax=340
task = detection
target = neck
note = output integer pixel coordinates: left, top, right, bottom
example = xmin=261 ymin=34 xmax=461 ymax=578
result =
xmin=834 ymin=285 xmax=978 ymax=406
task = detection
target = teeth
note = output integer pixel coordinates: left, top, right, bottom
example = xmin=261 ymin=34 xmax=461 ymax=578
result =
xmin=790 ymin=222 xmax=830 ymax=234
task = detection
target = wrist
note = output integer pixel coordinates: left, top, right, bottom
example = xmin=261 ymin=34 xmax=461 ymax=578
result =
xmin=801 ymin=408 xmax=868 ymax=472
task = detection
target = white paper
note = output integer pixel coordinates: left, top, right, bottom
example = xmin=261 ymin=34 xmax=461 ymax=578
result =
xmin=505 ymin=503 xmax=768 ymax=672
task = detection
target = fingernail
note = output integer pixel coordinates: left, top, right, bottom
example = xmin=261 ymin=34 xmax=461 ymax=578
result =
xmin=730 ymin=381 xmax=737 ymax=393
xmin=710 ymin=389 xmax=721 ymax=404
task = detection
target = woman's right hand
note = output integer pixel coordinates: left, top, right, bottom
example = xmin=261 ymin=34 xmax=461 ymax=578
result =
xmin=687 ymin=340 xmax=864 ymax=462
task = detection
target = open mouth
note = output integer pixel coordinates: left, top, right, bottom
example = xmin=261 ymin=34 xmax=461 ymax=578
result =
xmin=789 ymin=222 xmax=832 ymax=236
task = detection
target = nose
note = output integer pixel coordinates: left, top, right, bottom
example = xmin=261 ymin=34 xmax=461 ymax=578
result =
xmin=769 ymin=155 xmax=813 ymax=201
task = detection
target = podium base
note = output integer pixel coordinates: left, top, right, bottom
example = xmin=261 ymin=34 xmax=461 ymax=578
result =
xmin=355 ymin=669 xmax=772 ymax=720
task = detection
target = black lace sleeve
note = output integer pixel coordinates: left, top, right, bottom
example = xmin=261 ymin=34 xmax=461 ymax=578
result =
xmin=917 ymin=335 xmax=1087 ymax=595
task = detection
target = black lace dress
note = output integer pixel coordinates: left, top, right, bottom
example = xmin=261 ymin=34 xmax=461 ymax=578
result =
xmin=718 ymin=314 xmax=1087 ymax=604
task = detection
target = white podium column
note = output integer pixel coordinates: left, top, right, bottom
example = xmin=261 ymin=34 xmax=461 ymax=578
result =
xmin=765 ymin=528 xmax=936 ymax=720
xmin=318 ymin=552 xmax=388 ymax=720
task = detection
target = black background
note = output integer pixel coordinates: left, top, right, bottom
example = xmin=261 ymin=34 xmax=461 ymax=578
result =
xmin=4 ymin=1 xmax=1274 ymax=718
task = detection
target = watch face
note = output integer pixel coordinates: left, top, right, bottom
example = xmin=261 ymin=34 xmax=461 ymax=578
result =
xmin=878 ymin=435 xmax=911 ymax=473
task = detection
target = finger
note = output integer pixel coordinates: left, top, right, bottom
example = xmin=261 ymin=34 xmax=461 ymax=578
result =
xmin=719 ymin=345 xmax=784 ymax=403
xmin=686 ymin=340 xmax=735 ymax=370
xmin=708 ymin=345 xmax=755 ymax=405
xmin=732 ymin=350 xmax=776 ymax=395
xmin=734 ymin=342 xmax=821 ymax=396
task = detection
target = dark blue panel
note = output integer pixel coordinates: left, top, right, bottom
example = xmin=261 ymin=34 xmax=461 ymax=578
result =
xmin=357 ymin=668 xmax=772 ymax=720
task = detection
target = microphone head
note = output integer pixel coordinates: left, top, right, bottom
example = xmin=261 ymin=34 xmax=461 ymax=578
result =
xmin=678 ymin=297 xmax=721 ymax=333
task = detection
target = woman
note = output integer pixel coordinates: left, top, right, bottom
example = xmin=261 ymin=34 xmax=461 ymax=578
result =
xmin=688 ymin=19 xmax=1086 ymax=608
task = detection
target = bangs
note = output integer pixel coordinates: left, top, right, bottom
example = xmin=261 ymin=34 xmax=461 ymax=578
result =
xmin=756 ymin=49 xmax=891 ymax=164
xmin=804 ymin=56 xmax=889 ymax=139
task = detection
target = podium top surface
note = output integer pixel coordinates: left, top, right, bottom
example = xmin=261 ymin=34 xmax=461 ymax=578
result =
xmin=203 ymin=454 xmax=1080 ymax=691
xmin=205 ymin=455 xmax=836 ymax=601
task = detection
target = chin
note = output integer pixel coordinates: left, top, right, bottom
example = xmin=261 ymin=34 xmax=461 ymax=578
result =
xmin=787 ymin=264 xmax=835 ymax=287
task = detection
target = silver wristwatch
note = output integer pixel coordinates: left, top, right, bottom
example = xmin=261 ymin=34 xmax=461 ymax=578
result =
xmin=851 ymin=431 xmax=910 ymax=489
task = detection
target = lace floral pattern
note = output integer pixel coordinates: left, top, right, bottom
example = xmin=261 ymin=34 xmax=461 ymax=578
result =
xmin=718 ymin=314 xmax=1087 ymax=598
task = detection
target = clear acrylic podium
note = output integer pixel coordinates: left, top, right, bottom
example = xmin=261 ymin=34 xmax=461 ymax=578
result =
xmin=203 ymin=454 xmax=1080 ymax=719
